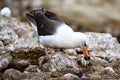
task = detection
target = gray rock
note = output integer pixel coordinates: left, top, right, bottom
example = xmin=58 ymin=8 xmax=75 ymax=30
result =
xmin=92 ymin=66 xmax=104 ymax=73
xmin=0 ymin=53 xmax=12 ymax=71
xmin=88 ymin=72 xmax=101 ymax=80
xmin=2 ymin=68 xmax=22 ymax=80
xmin=39 ymin=53 xmax=79 ymax=72
xmin=81 ymin=74 xmax=88 ymax=80
xmin=10 ymin=59 xmax=29 ymax=72
xmin=85 ymin=32 xmax=120 ymax=59
xmin=0 ymin=41 xmax=4 ymax=53
xmin=22 ymin=72 xmax=42 ymax=80
xmin=2 ymin=68 xmax=41 ymax=80
xmin=0 ymin=26 xmax=18 ymax=45
xmin=0 ymin=16 xmax=39 ymax=52
xmin=50 ymin=53 xmax=78 ymax=72
xmin=105 ymin=66 xmax=116 ymax=74
xmin=24 ymin=65 xmax=39 ymax=73
xmin=61 ymin=73 xmax=80 ymax=80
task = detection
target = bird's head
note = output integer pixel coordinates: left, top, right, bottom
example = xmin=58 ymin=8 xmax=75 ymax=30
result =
xmin=26 ymin=8 xmax=62 ymax=26
xmin=76 ymin=33 xmax=90 ymax=60
xmin=82 ymin=42 xmax=90 ymax=60
xmin=26 ymin=8 xmax=64 ymax=35
xmin=26 ymin=9 xmax=44 ymax=25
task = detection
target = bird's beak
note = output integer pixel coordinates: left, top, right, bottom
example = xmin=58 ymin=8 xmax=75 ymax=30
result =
xmin=82 ymin=48 xmax=90 ymax=60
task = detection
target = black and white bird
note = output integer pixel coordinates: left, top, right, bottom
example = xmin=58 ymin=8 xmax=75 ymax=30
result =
xmin=26 ymin=9 xmax=90 ymax=60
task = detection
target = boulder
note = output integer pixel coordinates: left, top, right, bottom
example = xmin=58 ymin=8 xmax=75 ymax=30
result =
xmin=0 ymin=53 xmax=12 ymax=71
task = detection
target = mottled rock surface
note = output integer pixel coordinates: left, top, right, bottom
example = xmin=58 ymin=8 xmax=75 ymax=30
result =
xmin=86 ymin=32 xmax=120 ymax=59
xmin=0 ymin=16 xmax=39 ymax=51
xmin=0 ymin=53 xmax=12 ymax=71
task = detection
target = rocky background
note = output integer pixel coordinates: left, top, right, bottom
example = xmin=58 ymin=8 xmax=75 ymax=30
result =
xmin=0 ymin=0 xmax=120 ymax=80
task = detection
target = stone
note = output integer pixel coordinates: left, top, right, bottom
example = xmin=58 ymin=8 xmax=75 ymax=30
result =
xmin=2 ymin=68 xmax=22 ymax=80
xmin=0 ymin=26 xmax=18 ymax=46
xmin=105 ymin=66 xmax=116 ymax=74
xmin=64 ymin=49 xmax=77 ymax=56
xmin=24 ymin=65 xmax=39 ymax=73
xmin=85 ymin=32 xmax=120 ymax=59
xmin=88 ymin=72 xmax=101 ymax=80
xmin=0 ymin=41 xmax=4 ymax=53
xmin=0 ymin=16 xmax=39 ymax=52
xmin=61 ymin=73 xmax=80 ymax=80
xmin=39 ymin=53 xmax=79 ymax=72
xmin=0 ymin=53 xmax=12 ymax=71
xmin=9 ymin=59 xmax=29 ymax=72
xmin=81 ymin=74 xmax=88 ymax=80
xmin=92 ymin=66 xmax=104 ymax=73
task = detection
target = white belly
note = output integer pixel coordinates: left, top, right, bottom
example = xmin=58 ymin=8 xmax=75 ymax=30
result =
xmin=39 ymin=32 xmax=87 ymax=49
xmin=39 ymin=24 xmax=88 ymax=49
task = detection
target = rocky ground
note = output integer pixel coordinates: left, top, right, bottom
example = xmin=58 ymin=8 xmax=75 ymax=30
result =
xmin=0 ymin=15 xmax=120 ymax=80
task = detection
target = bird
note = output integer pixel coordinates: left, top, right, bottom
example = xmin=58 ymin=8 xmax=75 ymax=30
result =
xmin=26 ymin=8 xmax=90 ymax=60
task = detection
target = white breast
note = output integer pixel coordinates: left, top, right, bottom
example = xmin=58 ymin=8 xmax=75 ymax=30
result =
xmin=39 ymin=24 xmax=88 ymax=49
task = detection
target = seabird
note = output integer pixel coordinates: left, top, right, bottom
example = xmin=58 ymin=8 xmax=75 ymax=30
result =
xmin=26 ymin=9 xmax=90 ymax=60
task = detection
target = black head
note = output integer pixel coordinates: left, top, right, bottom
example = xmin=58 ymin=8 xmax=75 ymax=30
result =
xmin=45 ymin=11 xmax=62 ymax=21
xmin=26 ymin=9 xmax=63 ymax=36
xmin=26 ymin=8 xmax=62 ymax=23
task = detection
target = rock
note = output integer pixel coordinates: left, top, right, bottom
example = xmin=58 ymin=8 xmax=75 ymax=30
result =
xmin=7 ymin=18 xmax=38 ymax=49
xmin=80 ymin=57 xmax=91 ymax=66
xmin=24 ymin=65 xmax=39 ymax=73
xmin=0 ymin=53 xmax=12 ymax=71
xmin=2 ymin=68 xmax=22 ymax=80
xmin=88 ymin=72 xmax=101 ymax=80
xmin=92 ymin=66 xmax=104 ymax=73
xmin=105 ymin=66 xmax=116 ymax=74
xmin=50 ymin=53 xmax=78 ymax=71
xmin=9 ymin=59 xmax=29 ymax=72
xmin=22 ymin=72 xmax=42 ymax=80
xmin=85 ymin=32 xmax=120 ymax=59
xmin=61 ymin=73 xmax=80 ymax=80
xmin=2 ymin=68 xmax=41 ymax=80
xmin=0 ymin=24 xmax=18 ymax=52
xmin=91 ymin=57 xmax=109 ymax=67
xmin=0 ymin=16 xmax=39 ymax=52
xmin=39 ymin=53 xmax=79 ymax=72
xmin=0 ymin=26 xmax=18 ymax=45
xmin=81 ymin=74 xmax=88 ymax=80
xmin=64 ymin=49 xmax=77 ymax=55
xmin=0 ymin=41 xmax=4 ymax=53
